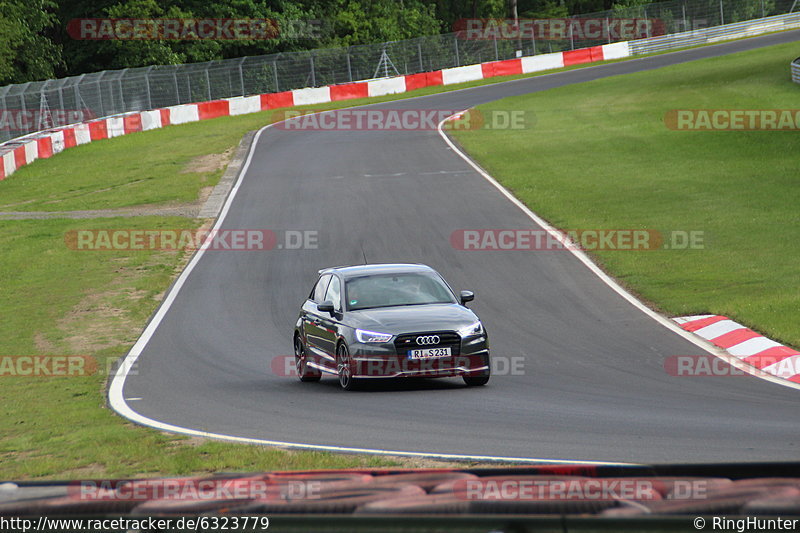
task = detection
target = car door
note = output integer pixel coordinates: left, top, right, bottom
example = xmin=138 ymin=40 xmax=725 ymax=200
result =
xmin=316 ymin=275 xmax=343 ymax=357
xmin=301 ymin=274 xmax=332 ymax=363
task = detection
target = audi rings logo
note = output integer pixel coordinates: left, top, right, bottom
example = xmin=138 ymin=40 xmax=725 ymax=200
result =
xmin=416 ymin=335 xmax=441 ymax=345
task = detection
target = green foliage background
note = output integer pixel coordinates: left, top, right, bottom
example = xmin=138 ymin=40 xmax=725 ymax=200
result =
xmin=0 ymin=0 xmax=782 ymax=85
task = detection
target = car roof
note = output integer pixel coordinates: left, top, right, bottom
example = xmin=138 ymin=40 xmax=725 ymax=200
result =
xmin=318 ymin=263 xmax=436 ymax=279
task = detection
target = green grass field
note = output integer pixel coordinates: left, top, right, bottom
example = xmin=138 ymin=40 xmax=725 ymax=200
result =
xmin=451 ymin=41 xmax=800 ymax=347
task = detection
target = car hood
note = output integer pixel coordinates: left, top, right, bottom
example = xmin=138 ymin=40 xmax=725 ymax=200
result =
xmin=348 ymin=304 xmax=480 ymax=335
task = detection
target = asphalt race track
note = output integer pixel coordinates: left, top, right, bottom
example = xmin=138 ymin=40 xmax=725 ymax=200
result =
xmin=113 ymin=31 xmax=800 ymax=464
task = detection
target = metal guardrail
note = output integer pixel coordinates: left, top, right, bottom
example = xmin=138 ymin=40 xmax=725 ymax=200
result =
xmin=792 ymin=57 xmax=800 ymax=83
xmin=0 ymin=0 xmax=796 ymax=144
xmin=629 ymin=11 xmax=800 ymax=55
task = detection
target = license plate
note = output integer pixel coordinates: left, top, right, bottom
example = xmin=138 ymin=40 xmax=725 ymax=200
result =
xmin=408 ymin=347 xmax=451 ymax=359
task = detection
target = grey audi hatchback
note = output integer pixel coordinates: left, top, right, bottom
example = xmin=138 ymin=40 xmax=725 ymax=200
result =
xmin=293 ymin=264 xmax=490 ymax=390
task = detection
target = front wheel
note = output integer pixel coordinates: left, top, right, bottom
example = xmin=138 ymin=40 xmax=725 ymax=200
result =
xmin=336 ymin=342 xmax=359 ymax=391
xmin=463 ymin=355 xmax=490 ymax=387
xmin=294 ymin=335 xmax=321 ymax=382
xmin=463 ymin=374 xmax=490 ymax=386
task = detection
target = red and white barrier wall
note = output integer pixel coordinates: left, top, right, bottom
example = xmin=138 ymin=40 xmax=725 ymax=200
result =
xmin=0 ymin=42 xmax=630 ymax=181
xmin=674 ymin=315 xmax=800 ymax=384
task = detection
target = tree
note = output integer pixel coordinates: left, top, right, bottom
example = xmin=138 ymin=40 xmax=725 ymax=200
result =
xmin=520 ymin=0 xmax=570 ymax=18
xmin=0 ymin=0 xmax=654 ymax=84
xmin=322 ymin=0 xmax=443 ymax=46
xmin=0 ymin=0 xmax=62 ymax=85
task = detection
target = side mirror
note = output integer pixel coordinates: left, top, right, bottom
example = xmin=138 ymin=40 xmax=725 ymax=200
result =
xmin=317 ymin=301 xmax=335 ymax=314
xmin=459 ymin=290 xmax=474 ymax=305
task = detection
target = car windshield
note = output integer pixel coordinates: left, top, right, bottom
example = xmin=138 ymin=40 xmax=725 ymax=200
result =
xmin=345 ymin=272 xmax=457 ymax=311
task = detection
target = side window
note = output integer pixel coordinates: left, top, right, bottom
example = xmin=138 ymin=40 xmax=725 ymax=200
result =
xmin=311 ymin=275 xmax=331 ymax=302
xmin=324 ymin=276 xmax=342 ymax=311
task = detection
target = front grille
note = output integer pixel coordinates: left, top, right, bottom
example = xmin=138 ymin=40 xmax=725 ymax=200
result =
xmin=394 ymin=331 xmax=461 ymax=356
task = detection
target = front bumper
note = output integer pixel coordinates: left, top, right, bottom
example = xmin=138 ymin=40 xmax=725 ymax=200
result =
xmin=349 ymin=335 xmax=489 ymax=379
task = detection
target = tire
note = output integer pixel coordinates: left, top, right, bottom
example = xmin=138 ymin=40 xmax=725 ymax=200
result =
xmin=336 ymin=342 xmax=359 ymax=391
xmin=294 ymin=334 xmax=321 ymax=382
xmin=463 ymin=354 xmax=490 ymax=387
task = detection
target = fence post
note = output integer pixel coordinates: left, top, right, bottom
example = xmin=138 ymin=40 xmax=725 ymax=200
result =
xmin=418 ymin=41 xmax=423 ymax=71
xmin=346 ymin=51 xmax=353 ymax=82
xmin=18 ymin=84 xmax=29 ymax=132
xmin=145 ymin=66 xmax=153 ymax=109
xmin=74 ymin=74 xmax=86 ymax=119
xmin=454 ymin=34 xmax=460 ymax=66
xmin=118 ymin=68 xmax=128 ymax=111
xmin=72 ymin=76 xmax=81 ymax=121
xmin=719 ymin=0 xmax=725 ymax=25
xmin=493 ymin=33 xmax=499 ymax=61
xmin=38 ymin=80 xmax=49 ymax=131
xmin=310 ymin=53 xmax=316 ymax=86
xmin=273 ymin=62 xmax=280 ymax=92
xmin=569 ymin=17 xmax=574 ymax=49
xmin=0 ymin=89 xmax=7 ymax=141
xmin=172 ymin=71 xmax=179 ymax=105
xmin=96 ymin=72 xmax=106 ymax=118
xmin=683 ymin=3 xmax=688 ymax=32
xmin=205 ymin=68 xmax=212 ymax=101
xmin=58 ymin=85 xmax=65 ymax=126
xmin=238 ymin=57 xmax=246 ymax=96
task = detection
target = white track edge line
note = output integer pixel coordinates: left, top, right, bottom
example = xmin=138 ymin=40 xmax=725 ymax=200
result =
xmin=106 ymin=115 xmax=635 ymax=466
xmin=109 ymin=39 xmax=800 ymax=465
xmin=436 ymin=113 xmax=800 ymax=393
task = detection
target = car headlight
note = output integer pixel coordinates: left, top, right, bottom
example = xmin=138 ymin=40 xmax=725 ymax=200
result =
xmin=355 ymin=329 xmax=393 ymax=343
xmin=457 ymin=321 xmax=484 ymax=338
